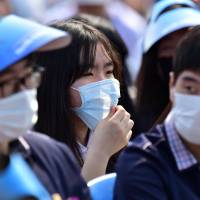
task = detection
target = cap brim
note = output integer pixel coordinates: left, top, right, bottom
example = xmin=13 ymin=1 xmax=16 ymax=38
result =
xmin=38 ymin=36 xmax=71 ymax=51
xmin=77 ymin=0 xmax=108 ymax=5
xmin=0 ymin=15 xmax=71 ymax=71
xmin=144 ymin=8 xmax=200 ymax=52
xmin=150 ymin=0 xmax=197 ymax=23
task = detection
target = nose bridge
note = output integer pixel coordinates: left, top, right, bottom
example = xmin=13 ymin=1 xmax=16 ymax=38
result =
xmin=94 ymin=70 xmax=106 ymax=82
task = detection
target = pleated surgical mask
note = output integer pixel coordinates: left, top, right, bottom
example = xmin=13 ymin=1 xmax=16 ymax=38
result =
xmin=0 ymin=89 xmax=38 ymax=143
xmin=172 ymin=92 xmax=200 ymax=144
xmin=72 ymin=78 xmax=120 ymax=130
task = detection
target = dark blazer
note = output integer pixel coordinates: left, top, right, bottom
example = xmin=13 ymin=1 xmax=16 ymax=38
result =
xmin=10 ymin=131 xmax=91 ymax=200
xmin=114 ymin=125 xmax=200 ymax=200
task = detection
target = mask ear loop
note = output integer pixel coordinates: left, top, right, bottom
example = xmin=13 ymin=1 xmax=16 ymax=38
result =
xmin=70 ymin=87 xmax=84 ymax=108
xmin=70 ymin=87 xmax=79 ymax=91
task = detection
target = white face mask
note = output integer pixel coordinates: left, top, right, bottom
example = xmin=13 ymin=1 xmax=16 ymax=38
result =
xmin=172 ymin=92 xmax=200 ymax=145
xmin=0 ymin=89 xmax=38 ymax=143
xmin=72 ymin=78 xmax=120 ymax=130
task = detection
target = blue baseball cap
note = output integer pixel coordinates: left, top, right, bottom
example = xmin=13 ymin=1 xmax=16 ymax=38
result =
xmin=143 ymin=0 xmax=200 ymax=52
xmin=0 ymin=15 xmax=71 ymax=72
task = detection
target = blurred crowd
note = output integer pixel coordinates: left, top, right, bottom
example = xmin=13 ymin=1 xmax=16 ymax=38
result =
xmin=0 ymin=0 xmax=200 ymax=199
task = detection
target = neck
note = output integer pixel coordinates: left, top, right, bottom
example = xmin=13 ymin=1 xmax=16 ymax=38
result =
xmin=183 ymin=139 xmax=200 ymax=161
xmin=73 ymin=114 xmax=89 ymax=146
xmin=78 ymin=5 xmax=107 ymax=17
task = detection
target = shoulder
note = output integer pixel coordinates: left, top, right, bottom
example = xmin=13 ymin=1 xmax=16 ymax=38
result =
xmin=115 ymin=126 xmax=171 ymax=199
xmin=22 ymin=131 xmax=91 ymax=199
xmin=123 ymin=126 xmax=167 ymax=160
xmin=24 ymin=130 xmax=67 ymax=150
xmin=23 ymin=131 xmax=79 ymax=168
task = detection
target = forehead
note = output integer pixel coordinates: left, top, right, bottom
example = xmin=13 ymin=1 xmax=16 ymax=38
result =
xmin=80 ymin=42 xmax=111 ymax=67
xmin=95 ymin=43 xmax=111 ymax=61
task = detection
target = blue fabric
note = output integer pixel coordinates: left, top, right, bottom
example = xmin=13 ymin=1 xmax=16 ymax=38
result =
xmin=150 ymin=0 xmax=197 ymax=23
xmin=164 ymin=118 xmax=197 ymax=170
xmin=143 ymin=1 xmax=200 ymax=52
xmin=11 ymin=132 xmax=91 ymax=200
xmin=144 ymin=8 xmax=200 ymax=52
xmin=114 ymin=125 xmax=200 ymax=200
xmin=0 ymin=15 xmax=67 ymax=71
xmin=0 ymin=153 xmax=51 ymax=200
xmin=88 ymin=173 xmax=116 ymax=200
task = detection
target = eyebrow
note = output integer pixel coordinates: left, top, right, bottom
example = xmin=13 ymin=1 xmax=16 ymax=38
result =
xmin=104 ymin=61 xmax=113 ymax=68
xmin=182 ymin=76 xmax=200 ymax=83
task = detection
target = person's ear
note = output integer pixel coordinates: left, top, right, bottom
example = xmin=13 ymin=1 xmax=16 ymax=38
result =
xmin=169 ymin=72 xmax=175 ymax=103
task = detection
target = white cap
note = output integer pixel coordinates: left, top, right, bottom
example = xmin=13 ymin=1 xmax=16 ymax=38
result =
xmin=143 ymin=0 xmax=200 ymax=52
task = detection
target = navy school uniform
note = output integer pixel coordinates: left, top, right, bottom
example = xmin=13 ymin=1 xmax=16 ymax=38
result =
xmin=114 ymin=124 xmax=200 ymax=200
xmin=10 ymin=131 xmax=91 ymax=200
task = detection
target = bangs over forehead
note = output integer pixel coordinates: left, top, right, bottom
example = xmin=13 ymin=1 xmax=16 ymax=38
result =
xmin=174 ymin=25 xmax=200 ymax=80
xmin=78 ymin=25 xmax=98 ymax=78
xmin=51 ymin=19 xmax=120 ymax=84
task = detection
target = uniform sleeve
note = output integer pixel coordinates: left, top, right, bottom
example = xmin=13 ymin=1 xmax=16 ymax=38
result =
xmin=54 ymin=140 xmax=91 ymax=199
xmin=23 ymin=132 xmax=91 ymax=200
xmin=114 ymin=148 xmax=168 ymax=200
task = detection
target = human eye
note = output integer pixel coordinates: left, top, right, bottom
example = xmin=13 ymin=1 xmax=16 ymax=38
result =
xmin=184 ymin=85 xmax=198 ymax=95
xmin=107 ymin=69 xmax=114 ymax=74
xmin=106 ymin=64 xmax=114 ymax=76
xmin=106 ymin=70 xmax=114 ymax=77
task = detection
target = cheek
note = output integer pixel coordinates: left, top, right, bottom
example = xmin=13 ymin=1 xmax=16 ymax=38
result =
xmin=70 ymin=88 xmax=82 ymax=108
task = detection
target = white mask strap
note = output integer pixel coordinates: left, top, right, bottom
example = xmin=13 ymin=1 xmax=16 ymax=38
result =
xmin=71 ymin=87 xmax=79 ymax=92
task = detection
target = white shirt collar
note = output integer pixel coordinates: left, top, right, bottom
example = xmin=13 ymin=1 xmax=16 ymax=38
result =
xmin=77 ymin=131 xmax=92 ymax=160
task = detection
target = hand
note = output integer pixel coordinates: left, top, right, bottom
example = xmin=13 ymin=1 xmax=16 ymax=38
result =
xmin=89 ymin=105 xmax=134 ymax=158
xmin=82 ymin=105 xmax=134 ymax=181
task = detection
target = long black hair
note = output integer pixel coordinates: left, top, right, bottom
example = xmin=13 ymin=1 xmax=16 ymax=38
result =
xmin=70 ymin=14 xmax=137 ymax=170
xmin=71 ymin=14 xmax=135 ymax=119
xmin=34 ymin=20 xmax=121 ymax=166
xmin=136 ymin=44 xmax=170 ymax=132
xmin=135 ymin=3 xmax=195 ymax=133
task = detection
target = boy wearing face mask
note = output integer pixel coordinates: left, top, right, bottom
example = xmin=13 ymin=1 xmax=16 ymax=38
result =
xmin=114 ymin=25 xmax=200 ymax=199
xmin=0 ymin=15 xmax=91 ymax=199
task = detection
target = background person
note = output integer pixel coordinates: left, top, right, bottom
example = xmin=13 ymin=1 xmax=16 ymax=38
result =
xmin=0 ymin=15 xmax=91 ymax=200
xmin=135 ymin=0 xmax=200 ymax=135
xmin=115 ymin=25 xmax=200 ymax=200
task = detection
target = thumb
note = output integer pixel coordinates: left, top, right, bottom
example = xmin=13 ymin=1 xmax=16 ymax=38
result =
xmin=105 ymin=106 xmax=116 ymax=119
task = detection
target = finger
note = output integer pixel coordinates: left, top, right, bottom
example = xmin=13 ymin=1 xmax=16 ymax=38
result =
xmin=123 ymin=119 xmax=134 ymax=134
xmin=128 ymin=119 xmax=134 ymax=131
xmin=110 ymin=105 xmax=126 ymax=121
xmin=120 ymin=112 xmax=130 ymax=125
xmin=126 ymin=130 xmax=133 ymax=142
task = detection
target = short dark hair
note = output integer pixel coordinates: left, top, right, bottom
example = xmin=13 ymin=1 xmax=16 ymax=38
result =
xmin=174 ymin=25 xmax=200 ymax=80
